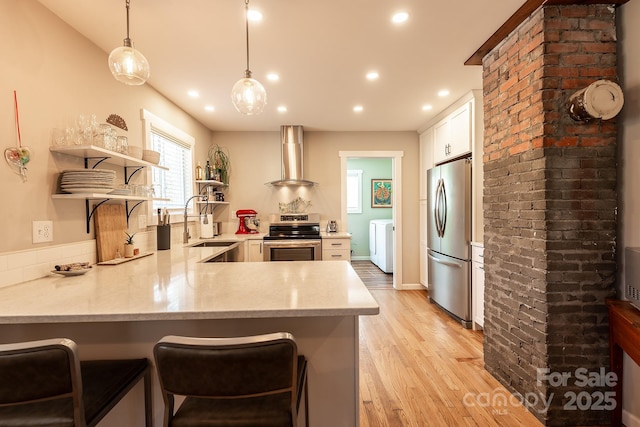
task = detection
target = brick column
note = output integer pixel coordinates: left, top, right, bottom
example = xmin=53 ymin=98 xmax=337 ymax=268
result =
xmin=482 ymin=5 xmax=617 ymax=426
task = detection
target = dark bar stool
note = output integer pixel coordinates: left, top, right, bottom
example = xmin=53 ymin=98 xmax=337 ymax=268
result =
xmin=154 ymin=332 xmax=309 ymax=427
xmin=0 ymin=338 xmax=152 ymax=427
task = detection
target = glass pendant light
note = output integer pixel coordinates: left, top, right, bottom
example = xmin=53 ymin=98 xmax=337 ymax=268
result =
xmin=108 ymin=0 xmax=150 ymax=86
xmin=231 ymin=0 xmax=267 ymax=115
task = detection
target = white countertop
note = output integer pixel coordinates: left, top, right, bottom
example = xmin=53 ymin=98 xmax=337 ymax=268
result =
xmin=321 ymin=231 xmax=351 ymax=238
xmin=0 ymin=245 xmax=378 ymax=324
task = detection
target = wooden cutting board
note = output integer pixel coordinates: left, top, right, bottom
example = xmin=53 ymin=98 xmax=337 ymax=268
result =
xmin=94 ymin=204 xmax=127 ymax=262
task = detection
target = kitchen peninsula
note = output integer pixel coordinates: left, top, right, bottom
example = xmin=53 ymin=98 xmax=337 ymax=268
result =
xmin=0 ymin=246 xmax=379 ymax=426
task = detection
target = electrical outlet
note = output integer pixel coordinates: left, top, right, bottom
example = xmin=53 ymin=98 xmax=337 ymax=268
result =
xmin=138 ymin=214 xmax=147 ymax=229
xmin=33 ymin=221 xmax=53 ymax=243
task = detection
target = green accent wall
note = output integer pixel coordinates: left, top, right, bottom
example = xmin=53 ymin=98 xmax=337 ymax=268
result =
xmin=347 ymin=158 xmax=392 ymax=259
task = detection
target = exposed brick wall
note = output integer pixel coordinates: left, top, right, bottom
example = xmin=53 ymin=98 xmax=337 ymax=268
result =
xmin=482 ymin=5 xmax=617 ymax=426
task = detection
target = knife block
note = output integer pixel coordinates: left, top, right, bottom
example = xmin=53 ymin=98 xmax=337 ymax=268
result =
xmin=157 ymin=225 xmax=171 ymax=250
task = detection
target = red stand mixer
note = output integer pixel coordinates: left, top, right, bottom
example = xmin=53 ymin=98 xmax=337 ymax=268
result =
xmin=235 ymin=209 xmax=259 ymax=234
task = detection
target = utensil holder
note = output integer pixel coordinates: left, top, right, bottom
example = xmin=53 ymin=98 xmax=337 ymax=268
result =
xmin=157 ymin=225 xmax=171 ymax=250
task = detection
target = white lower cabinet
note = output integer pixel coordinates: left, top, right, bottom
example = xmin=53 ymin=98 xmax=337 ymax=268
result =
xmin=419 ymin=200 xmax=428 ymax=288
xmin=322 ymin=238 xmax=351 ymax=261
xmin=471 ymin=244 xmax=485 ymax=329
xmin=246 ymin=240 xmax=264 ymax=262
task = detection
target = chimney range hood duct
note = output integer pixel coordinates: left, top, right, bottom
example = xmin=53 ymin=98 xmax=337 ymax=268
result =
xmin=268 ymin=125 xmax=316 ymax=186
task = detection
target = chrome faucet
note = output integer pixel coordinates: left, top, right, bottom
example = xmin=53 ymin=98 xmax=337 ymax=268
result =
xmin=183 ymin=194 xmax=207 ymax=243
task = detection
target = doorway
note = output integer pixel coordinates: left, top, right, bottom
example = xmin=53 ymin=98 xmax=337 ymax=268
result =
xmin=339 ymin=151 xmax=403 ymax=289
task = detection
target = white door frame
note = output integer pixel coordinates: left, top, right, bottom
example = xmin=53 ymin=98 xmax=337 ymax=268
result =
xmin=339 ymin=151 xmax=404 ymax=289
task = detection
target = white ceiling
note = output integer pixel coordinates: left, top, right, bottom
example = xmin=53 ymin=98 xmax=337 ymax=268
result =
xmin=37 ymin=0 xmax=526 ymax=132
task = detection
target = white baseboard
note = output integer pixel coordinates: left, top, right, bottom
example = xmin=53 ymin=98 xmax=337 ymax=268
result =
xmin=351 ymin=256 xmax=371 ymax=261
xmin=625 ymin=409 xmax=640 ymax=427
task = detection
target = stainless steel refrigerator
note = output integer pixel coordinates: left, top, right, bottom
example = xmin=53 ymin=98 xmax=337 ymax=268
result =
xmin=427 ymin=158 xmax=472 ymax=328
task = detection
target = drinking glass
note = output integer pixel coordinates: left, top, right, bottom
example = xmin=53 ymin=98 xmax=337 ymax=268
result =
xmin=51 ymin=128 xmax=66 ymax=146
xmin=116 ymin=136 xmax=128 ymax=154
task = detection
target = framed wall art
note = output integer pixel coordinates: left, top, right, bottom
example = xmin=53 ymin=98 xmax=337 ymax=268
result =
xmin=371 ymin=179 xmax=392 ymax=208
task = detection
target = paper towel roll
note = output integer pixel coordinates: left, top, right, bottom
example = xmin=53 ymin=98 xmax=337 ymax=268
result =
xmin=200 ymin=214 xmax=214 ymax=238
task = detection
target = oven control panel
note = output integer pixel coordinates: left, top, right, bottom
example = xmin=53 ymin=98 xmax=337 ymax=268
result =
xmin=269 ymin=213 xmax=320 ymax=224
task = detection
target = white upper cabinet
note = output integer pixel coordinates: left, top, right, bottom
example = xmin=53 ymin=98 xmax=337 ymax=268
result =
xmin=433 ymin=119 xmax=450 ymax=164
xmin=433 ymin=101 xmax=472 ymax=164
xmin=450 ymin=102 xmax=472 ymax=156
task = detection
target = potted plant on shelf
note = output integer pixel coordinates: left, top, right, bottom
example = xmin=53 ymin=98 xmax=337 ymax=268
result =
xmin=208 ymin=144 xmax=231 ymax=185
xmin=124 ymin=232 xmax=136 ymax=258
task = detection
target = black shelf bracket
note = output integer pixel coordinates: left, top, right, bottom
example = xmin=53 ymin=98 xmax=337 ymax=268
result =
xmin=84 ymin=156 xmax=111 ymax=169
xmin=125 ymin=200 xmax=146 ymax=226
xmin=85 ymin=198 xmax=110 ymax=233
xmin=124 ymin=166 xmax=145 ymax=184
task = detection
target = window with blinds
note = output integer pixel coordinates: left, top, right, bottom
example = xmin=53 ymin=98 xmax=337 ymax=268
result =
xmin=141 ymin=109 xmax=195 ymax=218
xmin=151 ymin=131 xmax=193 ymax=211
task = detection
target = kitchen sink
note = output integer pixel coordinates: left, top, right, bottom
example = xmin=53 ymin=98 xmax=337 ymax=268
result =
xmin=189 ymin=241 xmax=237 ymax=247
xmin=192 ymin=240 xmax=243 ymax=263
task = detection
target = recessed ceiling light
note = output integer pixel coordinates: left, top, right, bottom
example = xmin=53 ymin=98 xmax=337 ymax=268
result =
xmin=267 ymin=73 xmax=280 ymax=82
xmin=205 ymin=105 xmax=215 ymax=112
xmin=438 ymin=89 xmax=450 ymax=97
xmin=366 ymin=71 xmax=379 ymax=81
xmin=248 ymin=9 xmax=263 ymax=21
xmin=353 ymin=105 xmax=364 ymax=113
xmin=391 ymin=11 xmax=409 ymax=24
xmin=422 ymin=104 xmax=433 ymax=111
xmin=188 ymin=90 xmax=200 ymax=98
xmin=277 ymin=105 xmax=287 ymax=113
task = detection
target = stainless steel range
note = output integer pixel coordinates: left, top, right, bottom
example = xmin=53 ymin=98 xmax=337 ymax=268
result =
xmin=263 ymin=213 xmax=322 ymax=261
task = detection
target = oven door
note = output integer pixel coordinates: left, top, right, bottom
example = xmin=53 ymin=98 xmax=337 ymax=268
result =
xmin=263 ymin=239 xmax=322 ymax=261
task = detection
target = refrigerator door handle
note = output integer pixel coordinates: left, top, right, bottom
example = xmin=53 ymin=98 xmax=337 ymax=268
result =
xmin=440 ymin=180 xmax=447 ymax=237
xmin=434 ymin=179 xmax=443 ymax=237
xmin=428 ymin=253 xmax=463 ymax=269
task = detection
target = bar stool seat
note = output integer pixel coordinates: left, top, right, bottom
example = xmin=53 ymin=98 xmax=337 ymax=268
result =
xmin=154 ymin=332 xmax=309 ymax=427
xmin=0 ymin=338 xmax=152 ymax=427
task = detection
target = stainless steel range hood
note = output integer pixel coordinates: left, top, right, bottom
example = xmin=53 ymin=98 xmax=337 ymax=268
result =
xmin=267 ymin=125 xmax=317 ymax=186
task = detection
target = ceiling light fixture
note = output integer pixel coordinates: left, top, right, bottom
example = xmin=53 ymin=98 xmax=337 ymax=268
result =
xmin=422 ymin=104 xmax=433 ymax=111
xmin=205 ymin=105 xmax=215 ymax=112
xmin=108 ymin=0 xmax=150 ymax=86
xmin=438 ymin=89 xmax=450 ymax=97
xmin=277 ymin=106 xmax=287 ymax=113
xmin=366 ymin=71 xmax=379 ymax=81
xmin=392 ymin=11 xmax=409 ymax=24
xmin=188 ymin=90 xmax=200 ymax=98
xmin=267 ymin=73 xmax=280 ymax=82
xmin=231 ymin=0 xmax=267 ymax=115
xmin=353 ymin=105 xmax=364 ymax=113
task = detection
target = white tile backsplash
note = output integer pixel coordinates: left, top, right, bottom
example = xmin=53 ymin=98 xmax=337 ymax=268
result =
xmin=0 ymin=240 xmax=98 ymax=289
xmin=0 ymin=228 xmax=183 ymax=289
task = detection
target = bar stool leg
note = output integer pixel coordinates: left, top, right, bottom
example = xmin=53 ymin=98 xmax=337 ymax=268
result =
xmin=143 ymin=369 xmax=153 ymax=427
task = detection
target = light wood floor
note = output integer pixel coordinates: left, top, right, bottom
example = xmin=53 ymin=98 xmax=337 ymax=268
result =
xmin=352 ymin=261 xmax=394 ymax=289
xmin=359 ymin=289 xmax=543 ymax=427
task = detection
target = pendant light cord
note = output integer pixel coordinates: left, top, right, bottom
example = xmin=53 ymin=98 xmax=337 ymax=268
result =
xmin=125 ymin=0 xmax=131 ymax=44
xmin=244 ymin=0 xmax=251 ymax=76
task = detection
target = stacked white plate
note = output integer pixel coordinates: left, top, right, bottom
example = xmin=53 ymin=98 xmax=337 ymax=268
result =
xmin=108 ymin=188 xmax=131 ymax=196
xmin=60 ymin=169 xmax=116 ymax=194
